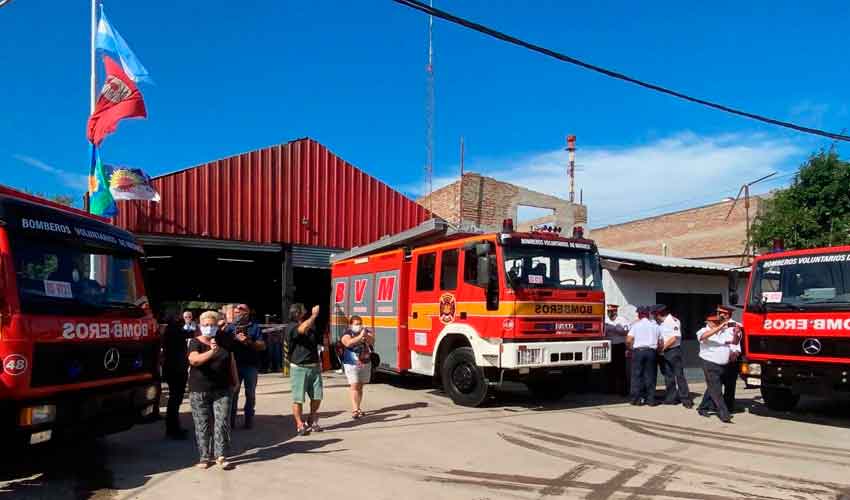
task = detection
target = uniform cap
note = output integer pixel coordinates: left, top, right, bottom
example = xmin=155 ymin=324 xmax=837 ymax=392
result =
xmin=637 ymin=306 xmax=650 ymax=317
xmin=716 ymin=305 xmax=734 ymax=314
xmin=653 ymin=304 xmax=669 ymax=315
xmin=606 ymin=304 xmax=620 ymax=310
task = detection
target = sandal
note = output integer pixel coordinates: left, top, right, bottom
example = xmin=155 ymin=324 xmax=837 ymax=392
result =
xmin=296 ymin=425 xmax=311 ymax=436
xmin=309 ymin=421 xmax=323 ymax=432
xmin=196 ymin=461 xmax=211 ymax=469
xmin=352 ymin=411 xmax=361 ymax=420
xmin=216 ymin=457 xmax=233 ymax=470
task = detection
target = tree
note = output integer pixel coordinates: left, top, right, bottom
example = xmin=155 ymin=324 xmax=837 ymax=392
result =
xmin=750 ymin=149 xmax=850 ymax=251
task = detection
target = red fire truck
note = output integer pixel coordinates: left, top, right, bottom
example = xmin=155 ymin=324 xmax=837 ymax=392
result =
xmin=737 ymin=244 xmax=850 ymax=411
xmin=330 ymin=219 xmax=610 ymax=406
xmin=0 ymin=186 xmax=160 ymax=446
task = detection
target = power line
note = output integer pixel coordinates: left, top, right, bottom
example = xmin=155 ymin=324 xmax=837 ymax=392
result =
xmin=392 ymin=0 xmax=850 ymax=143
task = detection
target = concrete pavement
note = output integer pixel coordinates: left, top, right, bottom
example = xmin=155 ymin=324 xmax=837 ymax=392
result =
xmin=3 ymin=372 xmax=850 ymax=499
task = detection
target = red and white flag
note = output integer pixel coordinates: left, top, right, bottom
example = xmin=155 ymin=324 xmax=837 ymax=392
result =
xmin=86 ymin=55 xmax=147 ymax=146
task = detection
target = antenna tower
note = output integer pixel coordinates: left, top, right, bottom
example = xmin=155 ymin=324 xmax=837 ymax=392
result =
xmin=425 ymin=1 xmax=435 ymax=213
xmin=567 ymin=135 xmax=577 ymax=203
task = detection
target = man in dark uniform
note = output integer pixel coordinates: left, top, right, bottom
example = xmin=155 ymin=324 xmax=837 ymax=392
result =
xmin=604 ymin=304 xmax=630 ymax=396
xmin=161 ymin=314 xmax=191 ymax=439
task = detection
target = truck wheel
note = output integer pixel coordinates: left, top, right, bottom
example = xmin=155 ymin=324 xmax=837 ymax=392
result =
xmin=369 ymin=353 xmax=383 ymax=384
xmin=442 ymin=347 xmax=489 ymax=407
xmin=527 ymin=380 xmax=569 ymax=401
xmin=761 ymin=387 xmax=800 ymax=412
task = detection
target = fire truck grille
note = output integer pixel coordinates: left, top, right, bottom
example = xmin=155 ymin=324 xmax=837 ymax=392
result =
xmin=30 ymin=342 xmax=158 ymax=388
xmin=591 ymin=344 xmax=610 ymax=362
xmin=517 ymin=348 xmax=543 ymax=366
xmin=749 ymin=336 xmax=850 ymax=359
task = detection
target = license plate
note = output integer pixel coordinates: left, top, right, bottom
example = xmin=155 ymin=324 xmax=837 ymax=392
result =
xmin=592 ymin=363 xmax=601 ymax=369
xmin=747 ymin=377 xmax=762 ymax=387
xmin=30 ymin=430 xmax=52 ymax=445
xmin=555 ymin=323 xmax=575 ymax=332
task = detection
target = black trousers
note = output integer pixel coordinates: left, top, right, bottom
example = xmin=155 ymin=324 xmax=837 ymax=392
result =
xmin=164 ymin=368 xmax=188 ymax=432
xmin=631 ymin=348 xmax=657 ymax=402
xmin=702 ymin=361 xmax=738 ymax=412
xmin=698 ymin=360 xmax=731 ymax=420
xmin=660 ymin=347 xmax=690 ymax=403
xmin=607 ymin=343 xmax=630 ymax=396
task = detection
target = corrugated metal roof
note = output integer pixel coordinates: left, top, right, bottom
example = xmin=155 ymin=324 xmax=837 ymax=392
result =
xmin=292 ymin=245 xmax=340 ymax=269
xmin=114 ymin=138 xmax=430 ymax=250
xmin=599 ymin=248 xmax=736 ymax=273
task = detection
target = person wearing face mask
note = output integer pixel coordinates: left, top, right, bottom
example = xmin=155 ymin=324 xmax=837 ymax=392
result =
xmin=221 ymin=304 xmax=265 ymax=430
xmin=340 ymin=315 xmax=375 ymax=419
xmin=188 ymin=311 xmax=238 ymax=469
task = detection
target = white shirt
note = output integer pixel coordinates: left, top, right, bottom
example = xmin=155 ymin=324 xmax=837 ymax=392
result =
xmin=697 ymin=324 xmax=736 ymax=365
xmin=658 ymin=314 xmax=681 ymax=349
xmin=628 ymin=318 xmax=661 ymax=350
xmin=604 ymin=315 xmax=630 ymax=345
xmin=183 ymin=321 xmax=197 ymax=332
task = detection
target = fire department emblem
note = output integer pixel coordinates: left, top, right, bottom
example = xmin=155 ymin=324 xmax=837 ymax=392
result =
xmin=439 ymin=293 xmax=456 ymax=324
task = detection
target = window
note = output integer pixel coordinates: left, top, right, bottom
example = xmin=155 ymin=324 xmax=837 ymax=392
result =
xmin=440 ymin=249 xmax=459 ymax=290
xmin=503 ymin=246 xmax=601 ymax=290
xmin=416 ymin=252 xmax=437 ymax=292
xmin=464 ymin=249 xmax=479 ymax=286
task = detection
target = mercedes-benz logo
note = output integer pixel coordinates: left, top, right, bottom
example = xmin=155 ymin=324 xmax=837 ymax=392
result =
xmin=802 ymin=338 xmax=822 ymax=355
xmin=104 ymin=347 xmax=121 ymax=371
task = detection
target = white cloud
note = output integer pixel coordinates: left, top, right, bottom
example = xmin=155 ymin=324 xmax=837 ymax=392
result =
xmin=789 ymin=101 xmax=830 ymax=127
xmin=12 ymin=154 xmax=89 ymax=191
xmin=417 ymin=132 xmax=804 ymax=227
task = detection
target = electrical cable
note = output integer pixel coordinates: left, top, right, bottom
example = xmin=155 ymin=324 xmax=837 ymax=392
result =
xmin=392 ymin=0 xmax=850 ymax=143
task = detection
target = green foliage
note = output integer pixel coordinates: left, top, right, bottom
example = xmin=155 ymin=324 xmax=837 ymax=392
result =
xmin=22 ymin=254 xmax=59 ymax=280
xmin=751 ymin=149 xmax=850 ymax=251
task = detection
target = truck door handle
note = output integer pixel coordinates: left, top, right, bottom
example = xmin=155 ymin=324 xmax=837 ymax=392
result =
xmin=460 ymin=312 xmax=467 ymax=319
xmin=412 ymin=312 xmax=418 ymax=319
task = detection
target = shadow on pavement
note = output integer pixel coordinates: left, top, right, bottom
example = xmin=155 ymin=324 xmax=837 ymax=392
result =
xmin=748 ymin=395 xmax=850 ymax=428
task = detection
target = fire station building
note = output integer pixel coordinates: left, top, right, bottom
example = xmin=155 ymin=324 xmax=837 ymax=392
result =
xmin=114 ymin=138 xmax=429 ymax=322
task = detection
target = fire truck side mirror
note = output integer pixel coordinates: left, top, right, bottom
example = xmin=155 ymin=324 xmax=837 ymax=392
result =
xmin=728 ymin=270 xmax=739 ymax=305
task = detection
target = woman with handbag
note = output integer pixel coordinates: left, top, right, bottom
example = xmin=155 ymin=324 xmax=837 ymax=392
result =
xmin=187 ymin=310 xmax=238 ymax=469
xmin=340 ymin=315 xmax=375 ymax=419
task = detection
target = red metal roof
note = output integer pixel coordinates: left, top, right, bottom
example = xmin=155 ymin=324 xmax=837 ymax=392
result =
xmin=115 ymin=138 xmax=430 ymax=248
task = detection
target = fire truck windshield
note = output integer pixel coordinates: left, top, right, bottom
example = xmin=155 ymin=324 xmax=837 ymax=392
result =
xmin=750 ymin=251 xmax=850 ymax=311
xmin=11 ymin=237 xmax=145 ymax=316
xmin=503 ymin=246 xmax=602 ymax=290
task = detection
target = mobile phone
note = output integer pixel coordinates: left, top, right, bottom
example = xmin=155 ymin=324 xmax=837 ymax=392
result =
xmin=727 ymin=321 xmax=736 ymax=327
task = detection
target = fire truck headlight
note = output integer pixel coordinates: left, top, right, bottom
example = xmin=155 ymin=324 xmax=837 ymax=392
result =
xmin=747 ymin=363 xmax=762 ymax=376
xmin=144 ymin=385 xmax=159 ymax=401
xmin=19 ymin=404 xmax=56 ymax=426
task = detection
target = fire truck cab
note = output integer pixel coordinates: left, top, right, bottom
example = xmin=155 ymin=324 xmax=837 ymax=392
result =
xmin=737 ymin=244 xmax=850 ymax=411
xmin=330 ymin=219 xmax=611 ymax=406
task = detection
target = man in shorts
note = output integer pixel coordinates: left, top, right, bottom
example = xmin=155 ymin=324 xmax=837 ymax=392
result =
xmin=285 ymin=303 xmax=323 ymax=435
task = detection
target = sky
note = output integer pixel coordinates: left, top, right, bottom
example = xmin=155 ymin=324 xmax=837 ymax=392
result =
xmin=1 ymin=0 xmax=848 ymax=227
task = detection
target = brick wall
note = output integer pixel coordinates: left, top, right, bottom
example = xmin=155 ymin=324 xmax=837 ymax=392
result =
xmin=590 ymin=197 xmax=766 ymax=265
xmin=419 ymin=173 xmax=585 ymax=232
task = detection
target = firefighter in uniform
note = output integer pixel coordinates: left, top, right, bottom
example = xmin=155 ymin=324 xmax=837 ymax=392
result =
xmin=604 ymin=304 xmax=630 ymax=396
xmin=696 ymin=314 xmax=735 ymax=423
xmin=627 ymin=306 xmax=661 ymax=406
xmin=701 ymin=305 xmax=742 ymax=413
xmin=654 ymin=304 xmax=692 ymax=407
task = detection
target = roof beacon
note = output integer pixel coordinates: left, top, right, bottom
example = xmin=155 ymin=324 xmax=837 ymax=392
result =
xmin=573 ymin=226 xmax=584 ymax=239
xmin=502 ymin=218 xmax=514 ymax=233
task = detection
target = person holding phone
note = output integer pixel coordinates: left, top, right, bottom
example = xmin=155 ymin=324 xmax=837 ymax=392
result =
xmin=285 ymin=303 xmax=324 ymax=435
xmin=340 ymin=315 xmax=375 ymax=419
xmin=221 ymin=304 xmax=265 ymax=430
xmin=696 ymin=314 xmax=736 ymax=423
xmin=188 ymin=311 xmax=238 ymax=469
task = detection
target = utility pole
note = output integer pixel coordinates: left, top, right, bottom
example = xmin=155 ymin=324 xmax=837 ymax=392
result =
xmin=726 ymin=171 xmax=777 ymax=265
xmin=458 ymin=136 xmax=464 ymax=227
xmin=566 ymin=135 xmax=576 ymax=203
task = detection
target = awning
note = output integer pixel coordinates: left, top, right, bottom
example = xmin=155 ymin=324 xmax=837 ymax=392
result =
xmin=599 ymin=248 xmax=738 ymax=275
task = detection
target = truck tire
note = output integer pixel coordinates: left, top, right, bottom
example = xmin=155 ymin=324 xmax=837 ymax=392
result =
xmin=442 ymin=347 xmax=489 ymax=407
xmin=527 ymin=379 xmax=569 ymax=401
xmin=761 ymin=386 xmax=799 ymax=412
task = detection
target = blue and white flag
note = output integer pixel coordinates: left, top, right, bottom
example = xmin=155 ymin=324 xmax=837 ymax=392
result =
xmin=95 ymin=8 xmax=152 ymax=84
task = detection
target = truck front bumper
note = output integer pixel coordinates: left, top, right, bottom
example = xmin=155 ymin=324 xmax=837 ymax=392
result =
xmin=743 ymin=360 xmax=850 ymax=397
xmin=497 ymin=340 xmax=611 ymax=370
xmin=1 ymin=380 xmax=161 ymax=446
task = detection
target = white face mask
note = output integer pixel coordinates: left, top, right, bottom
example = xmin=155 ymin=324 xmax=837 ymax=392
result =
xmin=350 ymin=324 xmax=362 ymax=334
xmin=200 ymin=325 xmax=217 ymax=337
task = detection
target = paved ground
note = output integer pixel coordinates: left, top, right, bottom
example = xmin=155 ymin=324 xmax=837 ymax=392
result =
xmin=3 ymin=372 xmax=850 ymax=500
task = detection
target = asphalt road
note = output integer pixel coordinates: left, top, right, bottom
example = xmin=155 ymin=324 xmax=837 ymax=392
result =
xmin=3 ymin=373 xmax=850 ymax=500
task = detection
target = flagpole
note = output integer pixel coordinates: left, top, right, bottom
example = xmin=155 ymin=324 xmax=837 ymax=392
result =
xmin=90 ymin=0 xmax=97 ymax=113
